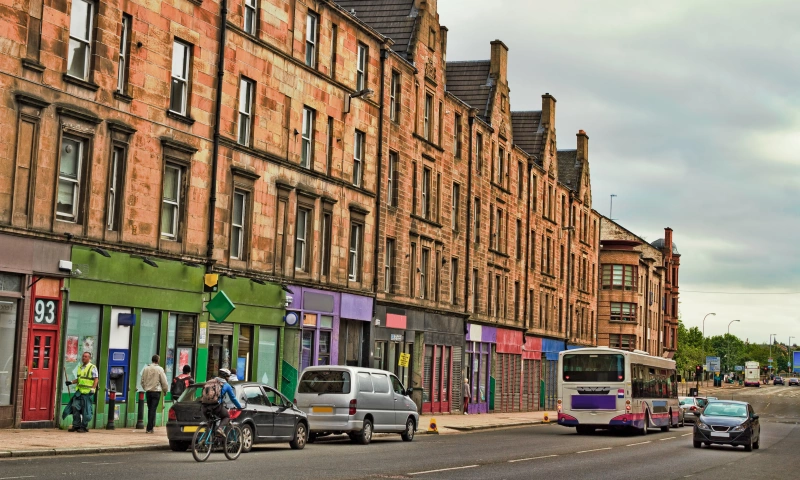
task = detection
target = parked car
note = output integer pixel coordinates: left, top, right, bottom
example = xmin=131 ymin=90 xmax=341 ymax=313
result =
xmin=789 ymin=377 xmax=800 ymax=386
xmin=166 ymin=381 xmax=309 ymax=453
xmin=773 ymin=376 xmax=784 ymax=385
xmin=692 ymin=400 xmax=760 ymax=451
xmin=679 ymin=396 xmax=704 ymax=423
xmin=295 ymin=366 xmax=419 ymax=445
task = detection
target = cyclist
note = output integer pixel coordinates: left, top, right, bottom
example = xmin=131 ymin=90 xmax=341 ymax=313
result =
xmin=201 ymin=368 xmax=242 ymax=437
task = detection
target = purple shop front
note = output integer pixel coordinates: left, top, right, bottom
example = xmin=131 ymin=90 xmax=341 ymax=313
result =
xmin=287 ymin=287 xmax=373 ymax=370
xmin=464 ymin=324 xmax=497 ymax=414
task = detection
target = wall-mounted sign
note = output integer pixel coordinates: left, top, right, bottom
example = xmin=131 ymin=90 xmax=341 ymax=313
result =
xmin=390 ymin=334 xmax=404 ymax=342
xmin=33 ymin=299 xmax=57 ymax=324
xmin=284 ymin=311 xmax=299 ymax=327
xmin=398 ymin=353 xmax=410 ymax=368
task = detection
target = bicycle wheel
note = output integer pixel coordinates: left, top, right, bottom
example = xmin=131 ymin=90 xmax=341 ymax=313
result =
xmin=191 ymin=426 xmax=213 ymax=462
xmin=224 ymin=425 xmax=243 ymax=461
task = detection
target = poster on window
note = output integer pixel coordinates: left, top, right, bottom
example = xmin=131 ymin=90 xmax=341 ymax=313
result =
xmin=65 ymin=336 xmax=79 ymax=362
xmin=166 ymin=348 xmax=175 ymax=374
xmin=178 ymin=348 xmax=192 ymax=373
xmin=81 ymin=336 xmax=95 ymax=356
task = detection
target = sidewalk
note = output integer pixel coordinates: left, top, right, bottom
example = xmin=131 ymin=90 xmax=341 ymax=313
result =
xmin=0 ymin=426 xmax=170 ymax=458
xmin=0 ymin=410 xmax=557 ymax=458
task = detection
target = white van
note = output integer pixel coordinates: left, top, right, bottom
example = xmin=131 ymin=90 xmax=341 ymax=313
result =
xmin=294 ymin=366 xmax=419 ymax=445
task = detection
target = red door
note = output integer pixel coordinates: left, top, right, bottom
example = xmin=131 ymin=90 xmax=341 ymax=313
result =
xmin=23 ymin=329 xmax=57 ymax=421
xmin=423 ymin=345 xmax=452 ymax=414
xmin=23 ymin=292 xmax=61 ymax=423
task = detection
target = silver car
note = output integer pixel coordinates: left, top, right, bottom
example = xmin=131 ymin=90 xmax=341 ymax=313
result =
xmin=294 ymin=366 xmax=419 ymax=445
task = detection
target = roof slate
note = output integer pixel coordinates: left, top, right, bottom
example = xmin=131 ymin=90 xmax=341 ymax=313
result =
xmin=334 ymin=0 xmax=417 ymax=54
xmin=511 ymin=111 xmax=543 ymax=160
xmin=445 ymin=61 xmax=493 ymax=119
xmin=556 ymin=149 xmax=582 ymax=191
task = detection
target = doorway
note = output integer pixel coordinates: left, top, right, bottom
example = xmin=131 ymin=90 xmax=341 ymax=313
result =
xmin=206 ymin=323 xmax=234 ymax=381
xmin=422 ymin=344 xmax=451 ymax=414
xmin=23 ymin=294 xmax=61 ymax=423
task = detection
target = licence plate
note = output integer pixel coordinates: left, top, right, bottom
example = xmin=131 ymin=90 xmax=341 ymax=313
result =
xmin=313 ymin=406 xmax=333 ymax=414
xmin=183 ymin=426 xmax=199 ymax=433
xmin=710 ymin=432 xmax=729 ymax=438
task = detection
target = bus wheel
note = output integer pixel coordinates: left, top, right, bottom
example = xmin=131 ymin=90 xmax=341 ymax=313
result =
xmin=640 ymin=413 xmax=650 ymax=436
xmin=661 ymin=411 xmax=672 ymax=432
xmin=576 ymin=426 xmax=594 ymax=435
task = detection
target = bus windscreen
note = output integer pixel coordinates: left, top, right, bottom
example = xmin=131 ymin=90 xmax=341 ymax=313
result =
xmin=563 ymin=354 xmax=625 ymax=382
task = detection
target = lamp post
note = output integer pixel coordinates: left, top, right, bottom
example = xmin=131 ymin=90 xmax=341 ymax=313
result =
xmin=726 ymin=320 xmax=740 ymax=375
xmin=702 ymin=313 xmax=716 ymax=383
xmin=790 ymin=336 xmax=795 ymax=373
xmin=768 ymin=333 xmax=777 ymax=376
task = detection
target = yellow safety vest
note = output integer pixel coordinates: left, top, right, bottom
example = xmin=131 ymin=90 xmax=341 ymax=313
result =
xmin=76 ymin=362 xmax=96 ymax=394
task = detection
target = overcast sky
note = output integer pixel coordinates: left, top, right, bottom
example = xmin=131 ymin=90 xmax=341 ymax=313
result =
xmin=439 ymin=0 xmax=800 ymax=345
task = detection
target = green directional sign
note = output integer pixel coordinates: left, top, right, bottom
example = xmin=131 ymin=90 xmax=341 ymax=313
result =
xmin=206 ymin=291 xmax=236 ymax=323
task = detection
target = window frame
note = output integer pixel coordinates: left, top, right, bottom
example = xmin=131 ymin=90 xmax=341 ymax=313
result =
xmin=67 ymin=0 xmax=94 ymax=81
xmin=320 ymin=208 xmax=332 ymax=277
xmin=420 ymin=247 xmax=430 ymax=300
xmin=610 ymin=302 xmax=637 ymax=323
xmin=356 ymin=43 xmax=368 ymax=91
xmin=348 ymin=221 xmax=363 ymax=282
xmin=353 ymin=130 xmax=365 ymax=187
xmin=238 ymin=77 xmax=255 ymax=146
xmin=454 ymin=113 xmax=462 ymax=158
xmin=160 ymin=163 xmax=184 ymax=239
xmin=423 ymin=93 xmax=432 ymax=140
xmin=294 ymin=207 xmax=311 ymax=272
xmin=387 ymin=151 xmax=398 ymax=207
xmin=169 ymin=40 xmax=192 ymax=116
xmin=422 ymin=166 xmax=431 ymax=219
xmin=56 ymin=135 xmax=87 ymax=223
xmin=450 ymin=257 xmax=459 ymax=305
xmin=230 ymin=190 xmax=247 ymax=260
xmin=301 ymin=106 xmax=315 ymax=168
xmin=451 ymin=182 xmax=460 ymax=231
xmin=390 ymin=71 xmax=401 ymax=123
xmin=305 ymin=11 xmax=319 ymax=68
xmin=244 ymin=0 xmax=258 ymax=35
xmin=116 ymin=14 xmax=132 ymax=94
xmin=385 ymin=238 xmax=396 ymax=293
xmin=106 ymin=145 xmax=126 ymax=231
xmin=601 ymin=264 xmax=638 ymax=291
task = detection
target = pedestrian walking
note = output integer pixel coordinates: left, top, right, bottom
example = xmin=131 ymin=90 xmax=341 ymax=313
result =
xmin=463 ymin=377 xmax=471 ymax=415
xmin=229 ymin=369 xmax=239 ymax=381
xmin=63 ymin=351 xmax=99 ymax=432
xmin=140 ymin=354 xmax=169 ymax=433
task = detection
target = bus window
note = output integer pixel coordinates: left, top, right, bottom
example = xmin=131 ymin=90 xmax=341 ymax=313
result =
xmin=562 ymin=354 xmax=625 ymax=382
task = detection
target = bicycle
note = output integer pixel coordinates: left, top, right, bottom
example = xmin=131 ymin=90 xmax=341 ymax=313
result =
xmin=191 ymin=413 xmax=243 ymax=462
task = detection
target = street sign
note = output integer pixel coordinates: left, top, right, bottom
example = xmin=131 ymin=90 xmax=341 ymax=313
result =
xmin=206 ymin=291 xmax=236 ymax=322
xmin=398 ymin=353 xmax=411 ymax=368
xmin=768 ymin=358 xmax=773 ymax=363
xmin=794 ymin=351 xmax=800 ymax=373
xmin=706 ymin=356 xmax=721 ymax=373
xmin=735 ymin=366 xmax=743 ymax=371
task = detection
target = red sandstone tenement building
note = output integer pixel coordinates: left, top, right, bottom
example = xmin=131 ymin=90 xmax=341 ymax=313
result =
xmin=597 ymin=219 xmax=681 ymax=358
xmin=0 ymin=0 xmax=669 ymax=428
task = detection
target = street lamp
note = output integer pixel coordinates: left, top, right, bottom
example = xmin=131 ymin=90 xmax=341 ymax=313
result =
xmin=790 ymin=336 xmax=795 ymax=373
xmin=727 ymin=320 xmax=740 ymax=374
xmin=768 ymin=333 xmax=777 ymax=374
xmin=702 ymin=313 xmax=716 ymax=382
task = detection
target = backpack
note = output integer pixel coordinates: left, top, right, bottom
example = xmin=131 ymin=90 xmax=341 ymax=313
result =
xmin=170 ymin=374 xmax=191 ymax=399
xmin=201 ymin=378 xmax=223 ymax=404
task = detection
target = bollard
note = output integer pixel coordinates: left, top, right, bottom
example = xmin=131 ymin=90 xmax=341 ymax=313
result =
xmin=106 ymin=388 xmax=116 ymax=430
xmin=135 ymin=391 xmax=145 ymax=429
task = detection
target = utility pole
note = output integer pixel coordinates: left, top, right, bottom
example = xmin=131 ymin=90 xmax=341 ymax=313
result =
xmin=609 ymin=194 xmax=617 ymax=220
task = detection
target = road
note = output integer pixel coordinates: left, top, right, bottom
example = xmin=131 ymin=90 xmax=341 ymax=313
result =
xmin=2 ymin=385 xmax=798 ymax=480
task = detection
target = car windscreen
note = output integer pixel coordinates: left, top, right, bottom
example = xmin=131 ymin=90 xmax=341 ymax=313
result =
xmin=298 ymin=370 xmax=352 ymax=394
xmin=177 ymin=385 xmax=204 ymax=403
xmin=562 ymin=354 xmax=625 ymax=382
xmin=703 ymin=403 xmax=747 ymax=418
xmin=679 ymin=398 xmax=695 ymax=406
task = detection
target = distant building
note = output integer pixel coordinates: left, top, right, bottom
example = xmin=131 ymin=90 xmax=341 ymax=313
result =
xmin=597 ymin=220 xmax=680 ymax=357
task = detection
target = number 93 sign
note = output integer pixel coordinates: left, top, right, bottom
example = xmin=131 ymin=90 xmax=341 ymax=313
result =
xmin=34 ymin=299 xmax=58 ymax=324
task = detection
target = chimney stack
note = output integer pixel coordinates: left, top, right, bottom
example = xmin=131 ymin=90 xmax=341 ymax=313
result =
xmin=664 ymin=228 xmax=673 ymax=255
xmin=490 ymin=40 xmax=509 ymax=81
xmin=541 ymin=93 xmax=556 ymax=127
xmin=576 ymin=130 xmax=589 ymax=163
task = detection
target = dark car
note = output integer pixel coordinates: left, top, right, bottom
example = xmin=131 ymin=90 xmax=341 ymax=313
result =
xmin=166 ymin=381 xmax=309 ymax=453
xmin=789 ymin=378 xmax=799 ymax=386
xmin=692 ymin=400 xmax=760 ymax=451
xmin=773 ymin=376 xmax=784 ymax=386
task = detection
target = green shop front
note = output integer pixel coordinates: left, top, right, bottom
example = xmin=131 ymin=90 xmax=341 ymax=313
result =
xmin=59 ymin=247 xmax=292 ymax=430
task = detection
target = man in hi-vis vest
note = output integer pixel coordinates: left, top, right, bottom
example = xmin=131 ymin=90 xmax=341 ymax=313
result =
xmin=63 ymin=351 xmax=99 ymax=432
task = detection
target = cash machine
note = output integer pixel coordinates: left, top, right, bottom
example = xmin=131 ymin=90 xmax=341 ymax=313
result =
xmin=107 ymin=349 xmax=129 ymax=402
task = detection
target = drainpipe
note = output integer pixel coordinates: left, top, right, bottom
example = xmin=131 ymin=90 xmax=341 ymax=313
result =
xmin=565 ymin=193 xmax=573 ymax=349
xmin=463 ymin=112 xmax=475 ymax=317
xmin=372 ymin=46 xmax=388 ymax=295
xmin=206 ymin=0 xmax=229 ymax=265
xmin=522 ymin=159 xmax=533 ymax=331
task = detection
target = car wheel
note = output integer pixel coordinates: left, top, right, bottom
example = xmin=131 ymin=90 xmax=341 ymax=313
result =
xmin=679 ymin=413 xmax=685 ymax=428
xmin=753 ymin=437 xmax=760 ymax=450
xmin=169 ymin=440 xmax=190 ymax=452
xmin=357 ymin=419 xmax=373 ymax=445
xmin=401 ymin=417 xmax=415 ymax=442
xmin=744 ymin=437 xmax=753 ymax=452
xmin=239 ymin=423 xmax=254 ymax=453
xmin=289 ymin=422 xmax=308 ymax=450
xmin=693 ymin=440 xmax=702 ymax=448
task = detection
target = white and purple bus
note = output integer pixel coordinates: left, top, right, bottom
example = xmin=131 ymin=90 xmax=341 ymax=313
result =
xmin=557 ymin=347 xmax=681 ymax=434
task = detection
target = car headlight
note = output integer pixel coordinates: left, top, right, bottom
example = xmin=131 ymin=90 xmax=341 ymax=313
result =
xmin=730 ymin=425 xmax=746 ymax=432
xmin=696 ymin=421 xmax=710 ymax=430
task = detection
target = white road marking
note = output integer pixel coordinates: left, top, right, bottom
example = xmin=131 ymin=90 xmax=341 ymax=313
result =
xmin=682 ymin=433 xmax=692 ymax=437
xmin=0 ymin=477 xmax=35 ymax=480
xmin=660 ymin=436 xmax=677 ymax=441
xmin=508 ymin=455 xmax=559 ymax=463
xmin=576 ymin=447 xmax=612 ymax=454
xmin=626 ymin=441 xmax=651 ymax=446
xmin=409 ymin=465 xmax=480 ymax=475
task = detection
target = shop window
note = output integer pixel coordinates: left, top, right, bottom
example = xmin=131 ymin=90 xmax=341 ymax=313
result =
xmin=237 ymin=325 xmax=253 ymax=381
xmin=136 ymin=310 xmax=159 ymax=391
xmin=257 ymin=327 xmax=279 ymax=388
xmin=168 ymin=313 xmax=196 ymax=385
xmin=64 ymin=304 xmax=101 ymax=380
xmin=0 ymin=292 xmax=19 ymax=406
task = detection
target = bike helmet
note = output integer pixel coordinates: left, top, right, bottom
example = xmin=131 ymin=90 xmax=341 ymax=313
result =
xmin=218 ymin=368 xmax=231 ymax=379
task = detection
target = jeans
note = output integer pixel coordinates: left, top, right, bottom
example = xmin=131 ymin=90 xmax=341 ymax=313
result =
xmin=145 ymin=391 xmax=161 ymax=431
xmin=201 ymin=403 xmax=230 ymax=430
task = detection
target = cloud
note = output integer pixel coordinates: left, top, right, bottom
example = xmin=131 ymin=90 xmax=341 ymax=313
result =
xmin=438 ymin=0 xmax=800 ymax=341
